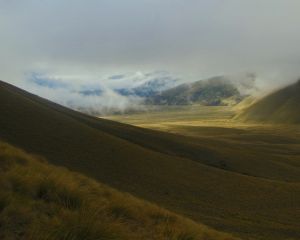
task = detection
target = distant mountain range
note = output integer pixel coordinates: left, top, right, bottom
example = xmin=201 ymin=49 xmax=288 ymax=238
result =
xmin=78 ymin=89 xmax=103 ymax=96
xmin=115 ymin=76 xmax=179 ymax=97
xmin=27 ymin=72 xmax=258 ymax=114
xmin=146 ymin=75 xmax=256 ymax=106
xmin=73 ymin=74 xmax=259 ymax=115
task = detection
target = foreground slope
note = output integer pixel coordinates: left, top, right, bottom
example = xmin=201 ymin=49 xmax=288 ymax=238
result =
xmin=0 ymin=141 xmax=237 ymax=240
xmin=238 ymin=80 xmax=300 ymax=124
xmin=1 ymin=80 xmax=300 ymax=240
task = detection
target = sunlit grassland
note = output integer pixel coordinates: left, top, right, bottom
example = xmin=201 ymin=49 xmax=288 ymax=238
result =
xmin=104 ymin=105 xmax=236 ymax=130
xmin=103 ymin=105 xmax=300 ymax=138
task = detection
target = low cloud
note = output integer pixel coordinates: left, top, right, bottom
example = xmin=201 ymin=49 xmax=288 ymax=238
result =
xmin=22 ymin=71 xmax=180 ymax=115
xmin=1 ymin=1 xmax=300 ymax=105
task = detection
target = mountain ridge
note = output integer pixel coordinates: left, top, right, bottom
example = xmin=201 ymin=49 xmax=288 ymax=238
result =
xmin=237 ymin=80 xmax=300 ymax=124
xmin=146 ymin=76 xmax=250 ymax=106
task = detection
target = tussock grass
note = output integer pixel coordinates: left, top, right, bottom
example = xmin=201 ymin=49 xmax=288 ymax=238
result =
xmin=0 ymin=141 xmax=238 ymax=240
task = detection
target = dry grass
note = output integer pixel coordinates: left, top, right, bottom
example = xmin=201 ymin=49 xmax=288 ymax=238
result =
xmin=104 ymin=105 xmax=300 ymax=240
xmin=0 ymin=141 xmax=238 ymax=240
xmin=237 ymin=81 xmax=300 ymax=124
xmin=1 ymin=81 xmax=300 ymax=240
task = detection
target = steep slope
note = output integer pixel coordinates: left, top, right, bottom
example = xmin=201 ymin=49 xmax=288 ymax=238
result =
xmin=147 ymin=76 xmax=243 ymax=105
xmin=0 ymin=140 xmax=238 ymax=240
xmin=238 ymin=80 xmax=300 ymax=124
xmin=1 ymin=80 xmax=300 ymax=240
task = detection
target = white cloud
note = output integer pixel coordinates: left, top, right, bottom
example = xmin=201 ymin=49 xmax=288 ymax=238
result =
xmin=20 ymin=70 xmax=180 ymax=114
xmin=1 ymin=0 xmax=300 ymax=96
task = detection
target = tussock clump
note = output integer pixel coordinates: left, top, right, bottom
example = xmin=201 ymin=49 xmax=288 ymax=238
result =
xmin=35 ymin=179 xmax=83 ymax=210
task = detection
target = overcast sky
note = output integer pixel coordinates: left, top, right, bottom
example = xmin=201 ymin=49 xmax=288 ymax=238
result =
xmin=1 ymin=0 xmax=300 ymax=90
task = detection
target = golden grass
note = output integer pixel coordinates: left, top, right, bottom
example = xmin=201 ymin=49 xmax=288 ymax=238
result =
xmin=0 ymin=141 xmax=238 ymax=240
xmin=237 ymin=81 xmax=300 ymax=124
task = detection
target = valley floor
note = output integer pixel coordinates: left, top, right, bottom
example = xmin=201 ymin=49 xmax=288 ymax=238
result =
xmin=104 ymin=105 xmax=300 ymax=240
xmin=104 ymin=105 xmax=300 ymax=142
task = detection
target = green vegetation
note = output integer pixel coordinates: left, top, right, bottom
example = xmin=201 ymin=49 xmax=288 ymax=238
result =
xmin=0 ymin=141 xmax=237 ymax=240
xmin=1 ymin=80 xmax=300 ymax=240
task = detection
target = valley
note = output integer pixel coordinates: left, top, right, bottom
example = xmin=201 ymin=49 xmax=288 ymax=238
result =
xmin=1 ymin=81 xmax=300 ymax=240
xmin=2 ymin=3 xmax=300 ymax=240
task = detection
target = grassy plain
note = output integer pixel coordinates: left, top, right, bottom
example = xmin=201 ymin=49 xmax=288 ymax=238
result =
xmin=104 ymin=105 xmax=300 ymax=140
xmin=104 ymin=105 xmax=237 ymax=130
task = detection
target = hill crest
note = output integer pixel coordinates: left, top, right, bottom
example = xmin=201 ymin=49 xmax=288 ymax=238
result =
xmin=237 ymin=80 xmax=300 ymax=124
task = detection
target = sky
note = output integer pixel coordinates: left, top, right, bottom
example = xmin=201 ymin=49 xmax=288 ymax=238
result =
xmin=1 ymin=0 xmax=300 ymax=111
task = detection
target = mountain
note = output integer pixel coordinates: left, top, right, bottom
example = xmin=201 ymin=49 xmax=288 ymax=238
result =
xmin=237 ymin=80 xmax=300 ymax=124
xmin=78 ymin=88 xmax=103 ymax=96
xmin=146 ymin=76 xmax=245 ymax=106
xmin=27 ymin=71 xmax=180 ymax=114
xmin=1 ymin=80 xmax=300 ymax=240
xmin=115 ymin=76 xmax=179 ymax=97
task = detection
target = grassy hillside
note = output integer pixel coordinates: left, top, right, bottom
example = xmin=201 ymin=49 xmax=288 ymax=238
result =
xmin=238 ymin=80 xmax=300 ymax=124
xmin=0 ymin=140 xmax=238 ymax=240
xmin=106 ymin=105 xmax=300 ymax=183
xmin=146 ymin=76 xmax=243 ymax=106
xmin=1 ymin=80 xmax=300 ymax=240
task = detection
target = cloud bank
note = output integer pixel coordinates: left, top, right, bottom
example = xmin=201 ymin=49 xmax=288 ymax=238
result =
xmin=1 ymin=0 xmax=300 ymax=111
xmin=22 ymin=71 xmax=180 ymax=114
